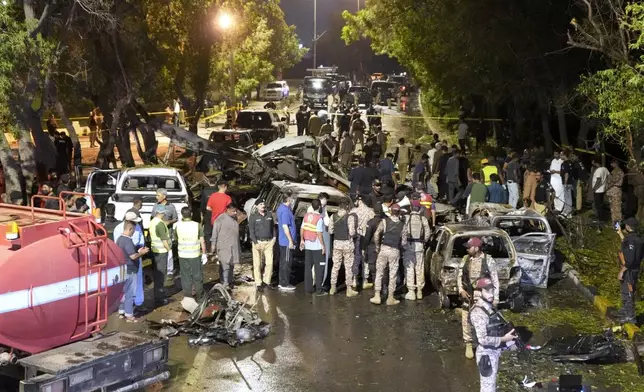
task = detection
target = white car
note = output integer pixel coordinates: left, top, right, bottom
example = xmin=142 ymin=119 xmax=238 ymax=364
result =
xmin=263 ymin=81 xmax=289 ymax=101
xmin=108 ymin=167 xmax=190 ymax=229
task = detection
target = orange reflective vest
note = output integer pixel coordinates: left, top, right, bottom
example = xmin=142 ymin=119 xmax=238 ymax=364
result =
xmin=302 ymin=213 xmax=321 ymax=241
xmin=419 ymin=192 xmax=433 ymax=218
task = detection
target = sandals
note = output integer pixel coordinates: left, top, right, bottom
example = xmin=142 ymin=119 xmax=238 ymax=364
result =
xmin=124 ymin=316 xmax=139 ymax=323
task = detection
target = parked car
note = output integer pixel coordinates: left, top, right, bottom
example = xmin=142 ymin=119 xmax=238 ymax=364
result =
xmin=208 ymin=129 xmax=279 ymax=151
xmin=425 ymin=224 xmax=524 ymax=312
xmin=235 ymin=109 xmax=288 ymax=138
xmin=370 ymin=81 xmax=398 ymax=105
xmin=388 ymin=74 xmax=413 ymax=96
xmin=263 ymin=81 xmax=289 ymax=101
xmin=346 ymin=86 xmax=372 ymax=108
xmin=108 ymin=167 xmax=190 ymax=229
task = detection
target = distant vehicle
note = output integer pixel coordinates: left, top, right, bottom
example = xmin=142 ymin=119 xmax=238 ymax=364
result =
xmin=108 ymin=167 xmax=191 ymax=229
xmin=370 ymin=80 xmax=398 ymax=104
xmin=346 ymin=85 xmax=372 ymax=108
xmin=370 ymin=73 xmax=384 ymax=81
xmin=263 ymin=81 xmax=289 ymax=101
xmin=234 ymin=109 xmax=288 ymax=138
xmin=303 ymin=76 xmax=331 ymax=110
xmin=388 ymin=74 xmax=413 ymax=96
xmin=426 ymin=224 xmax=524 ymax=312
xmin=207 ymin=129 xmax=278 ymax=151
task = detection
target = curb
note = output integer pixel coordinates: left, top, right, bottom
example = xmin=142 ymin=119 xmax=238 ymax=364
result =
xmin=563 ymin=262 xmax=641 ymax=339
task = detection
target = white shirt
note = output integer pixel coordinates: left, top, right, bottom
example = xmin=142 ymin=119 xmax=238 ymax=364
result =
xmin=457 ymin=122 xmax=469 ymax=139
xmin=549 ymin=158 xmax=563 ymax=181
xmin=592 ymin=166 xmax=610 ymax=193
xmin=427 ymin=147 xmax=437 ymax=171
xmin=173 ymin=101 xmax=181 ymax=114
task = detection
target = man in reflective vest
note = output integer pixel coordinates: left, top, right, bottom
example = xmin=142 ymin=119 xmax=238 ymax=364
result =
xmin=481 ymin=158 xmax=500 ymax=186
xmin=470 ymin=277 xmax=517 ymax=392
xmin=329 ymin=201 xmax=358 ymax=297
xmin=300 ymin=199 xmax=327 ymax=295
xmin=394 ymin=138 xmax=411 ymax=184
xmin=415 ymin=182 xmax=437 ymax=226
xmin=175 ymin=207 xmax=207 ymax=300
xmin=371 ymin=204 xmax=408 ymax=305
xmin=150 ymin=207 xmax=172 ymax=306
xmin=457 ymin=237 xmax=499 ymax=359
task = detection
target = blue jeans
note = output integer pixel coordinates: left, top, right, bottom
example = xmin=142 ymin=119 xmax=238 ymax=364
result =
xmin=119 ymin=272 xmax=137 ymax=317
xmin=135 ymin=259 xmax=144 ymax=307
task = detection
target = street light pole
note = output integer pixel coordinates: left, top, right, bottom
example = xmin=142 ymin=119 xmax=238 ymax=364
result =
xmin=229 ymin=49 xmax=235 ymax=107
xmin=357 ymin=0 xmax=360 ymax=11
xmin=313 ymin=0 xmax=317 ymax=69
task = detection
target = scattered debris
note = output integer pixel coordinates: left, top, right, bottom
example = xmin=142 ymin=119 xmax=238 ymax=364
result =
xmin=149 ymin=284 xmax=270 ymax=347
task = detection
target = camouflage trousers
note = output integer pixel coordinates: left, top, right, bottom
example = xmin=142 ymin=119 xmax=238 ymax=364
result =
xmin=374 ymin=246 xmax=400 ymax=292
xmin=331 ymin=240 xmax=355 ymax=287
xmin=461 ymin=292 xmax=482 ymax=343
xmin=402 ymin=248 xmax=424 ymax=290
xmin=607 ymin=188 xmax=622 ymax=223
xmin=476 ymin=348 xmax=500 ymax=392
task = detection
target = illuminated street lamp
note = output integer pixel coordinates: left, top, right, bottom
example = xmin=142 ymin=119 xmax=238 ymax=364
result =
xmin=215 ymin=11 xmax=236 ymax=106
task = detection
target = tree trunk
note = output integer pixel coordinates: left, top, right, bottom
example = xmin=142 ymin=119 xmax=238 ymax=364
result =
xmin=511 ymin=99 xmax=525 ymax=148
xmin=0 ymin=132 xmax=24 ymax=204
xmin=577 ymin=117 xmax=591 ymax=148
xmin=538 ymin=95 xmax=553 ymax=154
xmin=17 ymin=127 xmax=36 ymax=200
xmin=555 ymin=103 xmax=569 ymax=147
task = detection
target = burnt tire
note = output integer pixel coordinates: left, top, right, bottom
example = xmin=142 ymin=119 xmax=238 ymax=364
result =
xmin=509 ymin=294 xmax=524 ymax=313
xmin=438 ymin=286 xmax=451 ymax=309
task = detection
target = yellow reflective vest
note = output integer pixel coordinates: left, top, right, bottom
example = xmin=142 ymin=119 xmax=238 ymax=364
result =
xmin=175 ymin=219 xmax=201 ymax=258
xmin=150 ymin=217 xmax=168 ymax=254
xmin=482 ymin=165 xmax=499 ymax=186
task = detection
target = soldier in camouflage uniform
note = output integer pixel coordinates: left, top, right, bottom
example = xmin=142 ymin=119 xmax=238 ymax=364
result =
xmin=350 ymin=194 xmax=375 ymax=289
xmin=606 ymin=160 xmax=624 ymax=224
xmin=456 ymin=237 xmax=499 ymax=359
xmin=371 ymin=204 xmax=408 ymax=306
xmin=470 ymin=277 xmax=517 ymax=392
xmin=403 ymin=201 xmax=431 ymax=300
xmin=329 ymin=202 xmax=359 ymax=297
xmin=362 ymin=202 xmax=384 ymax=288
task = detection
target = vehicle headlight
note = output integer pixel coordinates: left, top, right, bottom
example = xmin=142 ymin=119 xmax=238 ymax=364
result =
xmin=69 ymin=368 xmax=93 ymax=386
xmin=40 ymin=379 xmax=66 ymax=392
xmin=144 ymin=347 xmax=165 ymax=366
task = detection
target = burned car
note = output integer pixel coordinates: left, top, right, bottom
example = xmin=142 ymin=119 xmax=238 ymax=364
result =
xmin=207 ymin=128 xmax=278 ymax=151
xmin=426 ymin=224 xmax=524 ymax=312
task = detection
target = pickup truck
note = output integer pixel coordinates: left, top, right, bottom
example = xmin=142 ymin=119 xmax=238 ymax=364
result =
xmin=108 ymin=167 xmax=190 ymax=229
xmin=234 ymin=109 xmax=288 ymax=138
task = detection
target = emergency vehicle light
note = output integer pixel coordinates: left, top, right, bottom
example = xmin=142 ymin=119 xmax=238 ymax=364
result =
xmin=5 ymin=221 xmax=18 ymax=240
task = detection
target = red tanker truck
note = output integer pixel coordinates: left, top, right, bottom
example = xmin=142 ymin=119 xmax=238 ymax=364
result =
xmin=0 ymin=193 xmax=169 ymax=392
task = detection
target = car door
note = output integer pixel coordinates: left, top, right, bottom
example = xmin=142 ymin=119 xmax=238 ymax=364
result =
xmin=86 ymin=169 xmax=121 ymax=209
xmin=428 ymin=229 xmax=449 ymax=289
xmin=512 ymin=232 xmax=555 ymax=289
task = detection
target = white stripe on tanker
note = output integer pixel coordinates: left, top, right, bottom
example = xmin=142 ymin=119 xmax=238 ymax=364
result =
xmin=0 ymin=266 xmax=124 ymax=314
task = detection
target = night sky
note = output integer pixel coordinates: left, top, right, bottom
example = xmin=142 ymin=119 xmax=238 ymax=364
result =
xmin=280 ymin=0 xmax=362 ymax=46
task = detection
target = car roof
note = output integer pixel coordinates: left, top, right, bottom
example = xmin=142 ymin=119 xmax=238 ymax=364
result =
xmin=254 ymin=135 xmax=315 ymax=157
xmin=441 ymin=224 xmax=509 ymax=236
xmin=121 ymin=167 xmax=181 ymax=176
xmin=271 ymin=180 xmax=347 ymax=200
xmin=209 ymin=129 xmax=252 ymax=134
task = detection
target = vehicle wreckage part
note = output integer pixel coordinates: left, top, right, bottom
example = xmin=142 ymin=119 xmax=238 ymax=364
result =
xmin=112 ymin=371 xmax=170 ymax=392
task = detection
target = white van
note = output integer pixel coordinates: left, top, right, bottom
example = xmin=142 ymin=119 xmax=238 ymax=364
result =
xmin=263 ymin=81 xmax=289 ymax=101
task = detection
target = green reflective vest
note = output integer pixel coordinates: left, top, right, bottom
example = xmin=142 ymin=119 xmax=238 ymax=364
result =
xmin=176 ymin=220 xmax=201 ymax=258
xmin=482 ymin=165 xmax=499 ymax=186
xmin=150 ymin=217 xmax=168 ymax=254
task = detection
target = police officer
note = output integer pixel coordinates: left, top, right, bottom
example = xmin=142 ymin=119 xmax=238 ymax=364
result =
xmin=350 ymin=194 xmax=375 ymax=289
xmin=329 ymin=201 xmax=358 ymax=297
xmin=616 ymin=217 xmax=643 ymax=324
xmin=457 ymin=237 xmax=500 ymax=359
xmin=403 ymin=201 xmax=430 ymax=300
xmin=248 ymin=198 xmax=276 ymax=292
xmin=175 ymin=207 xmax=207 ymax=300
xmin=150 ymin=207 xmax=172 ymax=306
xmin=371 ymin=204 xmax=408 ymax=305
xmin=470 ymin=276 xmax=518 ymax=392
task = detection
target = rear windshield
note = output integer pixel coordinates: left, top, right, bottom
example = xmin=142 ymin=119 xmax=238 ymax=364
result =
xmin=372 ymin=82 xmax=394 ymax=90
xmin=266 ymin=83 xmax=282 ymax=89
xmin=121 ymin=176 xmax=183 ymax=192
xmin=304 ymin=78 xmax=329 ymax=90
xmin=349 ymin=86 xmax=369 ymax=93
xmin=210 ymin=132 xmax=251 ymax=145
xmin=235 ymin=112 xmax=272 ymax=128
xmin=452 ymin=235 xmax=510 ymax=259
xmin=391 ymin=76 xmax=406 ymax=83
xmin=495 ymin=217 xmax=548 ymax=237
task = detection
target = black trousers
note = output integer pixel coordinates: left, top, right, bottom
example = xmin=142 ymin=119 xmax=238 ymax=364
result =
xmin=594 ymin=192 xmax=605 ymax=221
xmin=304 ymin=249 xmax=325 ymax=294
xmin=621 ymin=269 xmax=639 ymax=320
xmin=279 ymin=246 xmax=293 ymax=286
xmin=152 ymin=252 xmax=168 ymax=302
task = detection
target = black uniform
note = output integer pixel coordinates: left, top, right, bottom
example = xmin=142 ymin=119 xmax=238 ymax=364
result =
xmin=620 ymin=231 xmax=643 ymax=321
xmin=296 ymin=109 xmax=308 ymax=136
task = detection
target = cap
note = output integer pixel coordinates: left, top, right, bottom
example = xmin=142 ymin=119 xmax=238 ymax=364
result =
xmin=624 ymin=217 xmax=639 ymax=229
xmin=372 ymin=179 xmax=382 ymax=186
xmin=154 ymin=205 xmax=167 ymax=215
xmin=480 ymin=158 xmax=489 ymax=164
xmin=255 ymin=198 xmax=266 ymax=206
xmin=475 ymin=277 xmax=495 ymax=290
xmin=390 ymin=203 xmax=401 ymax=212
xmin=124 ymin=211 xmax=142 ymax=222
xmin=464 ymin=237 xmax=483 ymax=248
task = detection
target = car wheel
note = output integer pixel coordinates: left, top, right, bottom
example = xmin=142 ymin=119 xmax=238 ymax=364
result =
xmin=510 ymin=293 xmax=524 ymax=313
xmin=438 ymin=285 xmax=451 ymax=309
